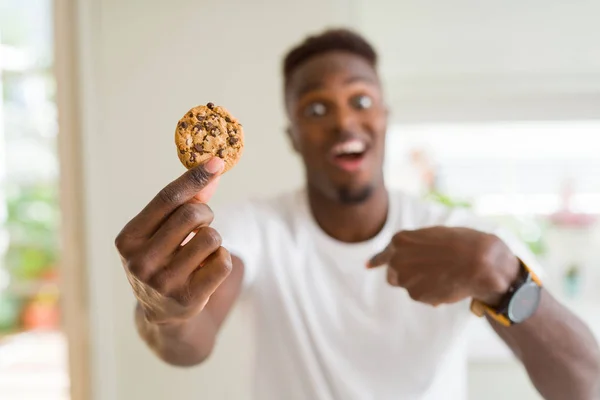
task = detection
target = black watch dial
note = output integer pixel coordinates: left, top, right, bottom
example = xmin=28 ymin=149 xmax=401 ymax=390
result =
xmin=507 ymin=281 xmax=541 ymax=323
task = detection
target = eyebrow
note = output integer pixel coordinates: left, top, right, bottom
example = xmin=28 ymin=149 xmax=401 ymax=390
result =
xmin=295 ymin=74 xmax=378 ymax=97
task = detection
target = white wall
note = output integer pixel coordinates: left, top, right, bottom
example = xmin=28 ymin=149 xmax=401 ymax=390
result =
xmin=76 ymin=0 xmax=354 ymax=399
xmin=357 ymin=0 xmax=600 ymax=122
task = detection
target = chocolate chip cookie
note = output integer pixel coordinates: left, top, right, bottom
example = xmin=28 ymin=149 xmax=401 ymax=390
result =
xmin=175 ymin=102 xmax=244 ymax=172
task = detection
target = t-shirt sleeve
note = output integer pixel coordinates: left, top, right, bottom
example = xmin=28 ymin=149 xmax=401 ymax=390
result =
xmin=210 ymin=200 xmax=263 ymax=291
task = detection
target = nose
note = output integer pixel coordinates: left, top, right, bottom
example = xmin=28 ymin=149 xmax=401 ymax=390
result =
xmin=331 ymin=104 xmax=359 ymax=135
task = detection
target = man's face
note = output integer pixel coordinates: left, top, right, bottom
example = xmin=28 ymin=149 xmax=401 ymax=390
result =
xmin=285 ymin=51 xmax=387 ymax=205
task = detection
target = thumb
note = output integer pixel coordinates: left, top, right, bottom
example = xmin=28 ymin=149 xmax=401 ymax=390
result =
xmin=367 ymin=242 xmax=394 ymax=268
xmin=191 ymin=157 xmax=224 ymax=204
xmin=192 ymin=175 xmax=221 ymax=204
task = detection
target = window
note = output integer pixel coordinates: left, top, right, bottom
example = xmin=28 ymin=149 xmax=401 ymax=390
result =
xmin=385 ymin=121 xmax=600 ymax=214
xmin=0 ymin=1 xmax=68 ymax=399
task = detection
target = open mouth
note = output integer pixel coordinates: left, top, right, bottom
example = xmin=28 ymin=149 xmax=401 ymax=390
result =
xmin=330 ymin=139 xmax=368 ymax=171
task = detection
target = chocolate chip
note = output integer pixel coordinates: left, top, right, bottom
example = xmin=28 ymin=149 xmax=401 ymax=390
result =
xmin=205 ymin=122 xmax=213 ymax=130
xmin=193 ymin=143 xmax=204 ymax=152
xmin=217 ymin=148 xmax=224 ymax=158
xmin=197 ymin=114 xmax=205 ymax=121
xmin=192 ymin=124 xmax=202 ymax=133
xmin=225 ymin=116 xmax=232 ymax=123
xmin=190 ymin=153 xmax=197 ymax=163
xmin=179 ymin=149 xmax=186 ymax=154
xmin=188 ymin=112 xmax=193 ymax=118
xmin=228 ymin=136 xmax=239 ymax=145
xmin=179 ymin=121 xmax=187 ymax=129
xmin=210 ymin=128 xmax=219 ymax=136
xmin=207 ymin=102 xmax=215 ymax=109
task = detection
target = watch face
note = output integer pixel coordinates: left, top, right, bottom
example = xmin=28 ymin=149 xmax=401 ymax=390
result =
xmin=507 ymin=282 xmax=542 ymax=323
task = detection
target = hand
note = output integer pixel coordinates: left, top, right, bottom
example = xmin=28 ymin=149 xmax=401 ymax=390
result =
xmin=115 ymin=157 xmax=232 ymax=325
xmin=367 ymin=227 xmax=520 ymax=307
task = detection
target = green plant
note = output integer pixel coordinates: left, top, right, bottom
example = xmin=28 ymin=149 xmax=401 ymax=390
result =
xmin=3 ymin=182 xmax=59 ymax=281
xmin=424 ymin=190 xmax=472 ymax=209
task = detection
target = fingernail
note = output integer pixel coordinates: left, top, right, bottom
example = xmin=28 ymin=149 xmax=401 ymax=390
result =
xmin=205 ymin=157 xmax=224 ymax=174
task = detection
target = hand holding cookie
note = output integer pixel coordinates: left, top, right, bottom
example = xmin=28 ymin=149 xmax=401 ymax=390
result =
xmin=115 ymin=102 xmax=243 ymax=325
xmin=115 ymin=157 xmax=232 ymax=325
xmin=115 ymin=158 xmax=232 ymax=324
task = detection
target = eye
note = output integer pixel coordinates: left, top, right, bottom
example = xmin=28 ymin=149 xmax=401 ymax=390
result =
xmin=350 ymin=95 xmax=373 ymax=110
xmin=305 ymin=102 xmax=327 ymax=117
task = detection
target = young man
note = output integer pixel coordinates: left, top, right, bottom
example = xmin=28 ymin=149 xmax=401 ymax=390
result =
xmin=115 ymin=29 xmax=600 ymax=399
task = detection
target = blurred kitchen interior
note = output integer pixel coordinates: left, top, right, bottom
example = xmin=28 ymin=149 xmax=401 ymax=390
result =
xmin=0 ymin=1 xmax=599 ymax=400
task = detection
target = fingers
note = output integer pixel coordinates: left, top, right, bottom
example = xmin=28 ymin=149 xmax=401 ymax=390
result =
xmin=146 ymin=227 xmax=223 ymax=294
xmin=170 ymin=227 xmax=223 ymax=276
xmin=139 ymin=248 xmax=232 ymax=323
xmin=386 ymin=268 xmax=399 ymax=286
xmin=121 ymin=157 xmax=224 ymax=239
xmin=386 ymin=266 xmax=422 ymax=288
xmin=148 ymin=203 xmax=215 ymax=259
xmin=367 ymin=242 xmax=395 ymax=268
xmin=187 ymin=247 xmax=233 ymax=304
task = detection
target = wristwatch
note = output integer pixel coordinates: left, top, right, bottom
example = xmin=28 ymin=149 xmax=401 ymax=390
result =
xmin=470 ymin=258 xmax=542 ymax=327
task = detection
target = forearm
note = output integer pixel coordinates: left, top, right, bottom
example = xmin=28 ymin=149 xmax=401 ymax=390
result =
xmin=135 ymin=302 xmax=217 ymax=367
xmin=490 ymin=290 xmax=600 ymax=400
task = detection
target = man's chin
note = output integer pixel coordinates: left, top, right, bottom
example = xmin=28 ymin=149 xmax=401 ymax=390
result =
xmin=336 ymin=185 xmax=374 ymax=205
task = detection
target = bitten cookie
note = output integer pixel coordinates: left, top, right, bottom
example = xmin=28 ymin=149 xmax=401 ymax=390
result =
xmin=174 ymin=102 xmax=244 ymax=172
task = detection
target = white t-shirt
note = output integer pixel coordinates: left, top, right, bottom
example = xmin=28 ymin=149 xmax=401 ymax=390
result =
xmin=212 ymin=189 xmax=540 ymax=400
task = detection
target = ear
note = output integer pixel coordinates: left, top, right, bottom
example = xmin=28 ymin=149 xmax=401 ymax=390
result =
xmin=286 ymin=125 xmax=300 ymax=153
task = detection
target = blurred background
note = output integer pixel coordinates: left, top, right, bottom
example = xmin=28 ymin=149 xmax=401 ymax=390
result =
xmin=0 ymin=0 xmax=598 ymax=399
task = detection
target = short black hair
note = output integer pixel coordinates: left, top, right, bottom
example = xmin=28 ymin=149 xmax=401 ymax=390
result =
xmin=283 ymin=28 xmax=378 ymax=87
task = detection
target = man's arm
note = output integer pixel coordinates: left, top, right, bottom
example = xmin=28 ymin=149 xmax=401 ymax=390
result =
xmin=368 ymin=227 xmax=600 ymax=399
xmin=115 ymin=158 xmax=246 ymax=368
xmin=135 ymin=255 xmax=244 ymax=367
xmin=489 ymin=287 xmax=600 ymax=399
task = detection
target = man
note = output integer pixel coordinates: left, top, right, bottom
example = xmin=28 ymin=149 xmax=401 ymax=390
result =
xmin=115 ymin=29 xmax=600 ymax=399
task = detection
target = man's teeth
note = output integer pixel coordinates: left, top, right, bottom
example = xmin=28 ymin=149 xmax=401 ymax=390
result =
xmin=334 ymin=140 xmax=366 ymax=155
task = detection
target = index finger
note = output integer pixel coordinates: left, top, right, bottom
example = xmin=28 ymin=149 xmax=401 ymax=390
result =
xmin=366 ymin=242 xmax=395 ymax=268
xmin=123 ymin=157 xmax=224 ymax=238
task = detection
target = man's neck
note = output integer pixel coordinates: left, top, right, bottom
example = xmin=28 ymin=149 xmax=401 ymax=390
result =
xmin=307 ymin=183 xmax=389 ymax=243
